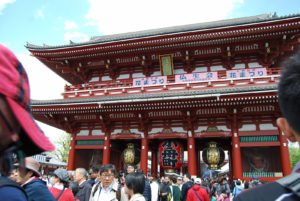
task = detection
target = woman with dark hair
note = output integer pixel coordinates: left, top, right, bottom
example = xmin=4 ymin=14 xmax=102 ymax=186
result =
xmin=125 ymin=172 xmax=146 ymax=201
xmin=48 ymin=169 xmax=75 ymax=201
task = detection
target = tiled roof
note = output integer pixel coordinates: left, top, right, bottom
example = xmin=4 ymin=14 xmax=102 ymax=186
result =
xmin=26 ymin=13 xmax=300 ymax=50
xmin=31 ymin=84 xmax=278 ymax=106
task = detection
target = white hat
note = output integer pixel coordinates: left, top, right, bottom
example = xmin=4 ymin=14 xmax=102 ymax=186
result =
xmin=195 ymin=178 xmax=201 ymax=185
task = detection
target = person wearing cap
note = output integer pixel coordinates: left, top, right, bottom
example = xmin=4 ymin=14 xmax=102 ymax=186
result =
xmin=74 ymin=168 xmax=92 ymax=201
xmin=186 ymin=178 xmax=209 ymax=201
xmin=234 ymin=50 xmax=300 ymax=201
xmin=15 ymin=157 xmax=56 ymax=201
xmin=49 ymin=168 xmax=75 ymax=201
xmin=0 ymin=44 xmax=54 ymax=201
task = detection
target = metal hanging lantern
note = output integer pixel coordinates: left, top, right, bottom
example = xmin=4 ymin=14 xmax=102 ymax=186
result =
xmin=202 ymin=142 xmax=225 ymax=170
xmin=122 ymin=143 xmax=140 ymax=166
xmin=159 ymin=140 xmax=183 ymax=170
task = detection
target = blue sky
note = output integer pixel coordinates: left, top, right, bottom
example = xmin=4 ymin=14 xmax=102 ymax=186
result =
xmin=0 ymin=0 xmax=299 ymax=142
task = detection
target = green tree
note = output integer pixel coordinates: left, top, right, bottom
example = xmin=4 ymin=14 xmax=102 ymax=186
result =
xmin=289 ymin=146 xmax=300 ymax=169
xmin=49 ymin=132 xmax=71 ymax=163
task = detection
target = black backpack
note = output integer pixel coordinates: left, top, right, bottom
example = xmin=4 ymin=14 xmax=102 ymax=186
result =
xmin=276 ymin=172 xmax=300 ymax=199
xmin=0 ymin=177 xmax=28 ymax=199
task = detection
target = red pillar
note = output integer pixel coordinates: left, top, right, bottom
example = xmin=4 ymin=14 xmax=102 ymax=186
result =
xmin=140 ymin=134 xmax=149 ymax=175
xmin=151 ymin=149 xmax=158 ymax=178
xmin=102 ymin=131 xmax=111 ymax=165
xmin=231 ymin=109 xmax=243 ymax=179
xmin=278 ymin=128 xmax=292 ymax=175
xmin=187 ymin=131 xmax=197 ymax=177
xmin=67 ymin=133 xmax=76 ymax=170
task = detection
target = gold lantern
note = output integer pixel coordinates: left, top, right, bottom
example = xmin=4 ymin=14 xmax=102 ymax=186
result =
xmin=122 ymin=143 xmax=140 ymax=166
xmin=202 ymin=142 xmax=225 ymax=170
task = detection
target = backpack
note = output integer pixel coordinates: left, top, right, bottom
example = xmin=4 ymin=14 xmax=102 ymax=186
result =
xmin=0 ymin=177 xmax=28 ymax=199
xmin=276 ymin=172 xmax=300 ymax=199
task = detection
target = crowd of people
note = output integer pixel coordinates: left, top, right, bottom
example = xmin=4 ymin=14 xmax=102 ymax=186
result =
xmin=1 ymin=43 xmax=300 ymax=201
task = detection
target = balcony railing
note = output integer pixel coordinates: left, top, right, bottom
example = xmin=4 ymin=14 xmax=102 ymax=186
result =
xmin=63 ymin=68 xmax=281 ymax=99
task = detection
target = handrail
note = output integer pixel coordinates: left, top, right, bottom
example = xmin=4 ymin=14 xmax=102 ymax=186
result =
xmin=62 ymin=68 xmax=281 ymax=99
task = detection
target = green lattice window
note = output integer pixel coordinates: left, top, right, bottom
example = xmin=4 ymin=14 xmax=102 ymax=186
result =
xmin=242 ymin=172 xmax=283 ymax=177
xmin=76 ymin=140 xmax=104 ymax=145
xmin=240 ymin=135 xmax=278 ymax=142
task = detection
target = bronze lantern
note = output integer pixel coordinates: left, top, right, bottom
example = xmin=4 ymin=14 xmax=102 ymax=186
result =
xmin=202 ymin=142 xmax=225 ymax=170
xmin=122 ymin=143 xmax=140 ymax=166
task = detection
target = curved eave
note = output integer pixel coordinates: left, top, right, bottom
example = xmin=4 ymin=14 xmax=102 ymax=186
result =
xmin=26 ymin=13 xmax=300 ymax=50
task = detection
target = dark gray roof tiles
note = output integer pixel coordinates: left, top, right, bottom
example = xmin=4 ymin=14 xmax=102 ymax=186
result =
xmin=31 ymin=84 xmax=278 ymax=106
xmin=26 ymin=13 xmax=300 ymax=50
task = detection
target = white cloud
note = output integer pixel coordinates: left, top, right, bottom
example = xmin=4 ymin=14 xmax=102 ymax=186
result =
xmin=64 ymin=31 xmax=89 ymax=42
xmin=85 ymin=0 xmax=244 ymax=35
xmin=0 ymin=0 xmax=15 ymax=14
xmin=16 ymin=53 xmax=69 ymax=142
xmin=64 ymin=20 xmax=78 ymax=30
xmin=16 ymin=53 xmax=68 ymax=100
xmin=35 ymin=7 xmax=45 ymax=19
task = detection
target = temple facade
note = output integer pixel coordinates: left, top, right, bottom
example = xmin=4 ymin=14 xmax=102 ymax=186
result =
xmin=27 ymin=13 xmax=300 ymax=180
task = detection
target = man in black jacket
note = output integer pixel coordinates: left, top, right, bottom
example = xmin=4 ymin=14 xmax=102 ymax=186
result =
xmin=74 ymin=168 xmax=92 ymax=201
xmin=159 ymin=176 xmax=170 ymax=201
xmin=234 ymin=50 xmax=300 ymax=201
xmin=181 ymin=173 xmax=193 ymax=201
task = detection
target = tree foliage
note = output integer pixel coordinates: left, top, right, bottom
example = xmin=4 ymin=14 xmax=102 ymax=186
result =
xmin=289 ymin=146 xmax=300 ymax=169
xmin=49 ymin=132 xmax=71 ymax=163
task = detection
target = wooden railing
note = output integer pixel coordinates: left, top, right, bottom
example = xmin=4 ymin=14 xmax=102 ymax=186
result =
xmin=62 ymin=68 xmax=281 ymax=99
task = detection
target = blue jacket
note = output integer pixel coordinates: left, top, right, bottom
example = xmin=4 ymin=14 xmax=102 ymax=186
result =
xmin=0 ymin=176 xmax=27 ymax=201
xmin=233 ymin=185 xmax=243 ymax=197
xmin=181 ymin=181 xmax=193 ymax=201
xmin=23 ymin=178 xmax=56 ymax=201
xmin=143 ymin=179 xmax=152 ymax=201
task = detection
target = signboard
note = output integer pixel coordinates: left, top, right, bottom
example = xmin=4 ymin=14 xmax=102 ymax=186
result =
xmin=132 ymin=76 xmax=167 ymax=87
xmin=226 ymin=67 xmax=267 ymax=79
xmin=175 ymin=72 xmax=218 ymax=83
xmin=159 ymin=54 xmax=174 ymax=76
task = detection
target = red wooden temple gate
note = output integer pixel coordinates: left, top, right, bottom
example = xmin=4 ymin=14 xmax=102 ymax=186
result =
xmin=27 ymin=13 xmax=300 ymax=181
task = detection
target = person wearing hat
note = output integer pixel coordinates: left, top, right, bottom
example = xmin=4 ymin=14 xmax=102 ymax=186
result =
xmin=49 ymin=168 xmax=75 ymax=201
xmin=15 ymin=157 xmax=56 ymax=201
xmin=0 ymin=44 xmax=55 ymax=200
xmin=186 ymin=178 xmax=209 ymax=201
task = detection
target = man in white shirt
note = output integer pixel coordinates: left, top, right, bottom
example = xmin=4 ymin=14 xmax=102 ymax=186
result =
xmin=150 ymin=178 xmax=159 ymax=201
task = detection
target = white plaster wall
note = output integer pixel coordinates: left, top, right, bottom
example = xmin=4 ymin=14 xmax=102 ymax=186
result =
xmin=259 ymin=123 xmax=277 ymax=130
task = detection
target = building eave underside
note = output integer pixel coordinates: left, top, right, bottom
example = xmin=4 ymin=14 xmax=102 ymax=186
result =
xmin=31 ymin=84 xmax=278 ymax=107
xmin=26 ymin=13 xmax=300 ymax=50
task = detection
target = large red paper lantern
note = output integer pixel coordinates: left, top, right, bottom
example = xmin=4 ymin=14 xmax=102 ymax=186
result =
xmin=159 ymin=140 xmax=183 ymax=170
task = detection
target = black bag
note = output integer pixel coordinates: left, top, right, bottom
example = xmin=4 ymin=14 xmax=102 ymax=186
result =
xmin=276 ymin=172 xmax=300 ymax=199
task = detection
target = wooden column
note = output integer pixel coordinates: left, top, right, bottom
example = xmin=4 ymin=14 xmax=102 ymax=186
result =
xmin=140 ymin=132 xmax=149 ymax=175
xmin=151 ymin=149 xmax=158 ymax=178
xmin=102 ymin=131 xmax=111 ymax=165
xmin=231 ymin=109 xmax=243 ymax=179
xmin=278 ymin=128 xmax=292 ymax=175
xmin=187 ymin=130 xmax=197 ymax=177
xmin=196 ymin=149 xmax=200 ymax=177
xmin=67 ymin=133 xmax=76 ymax=170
